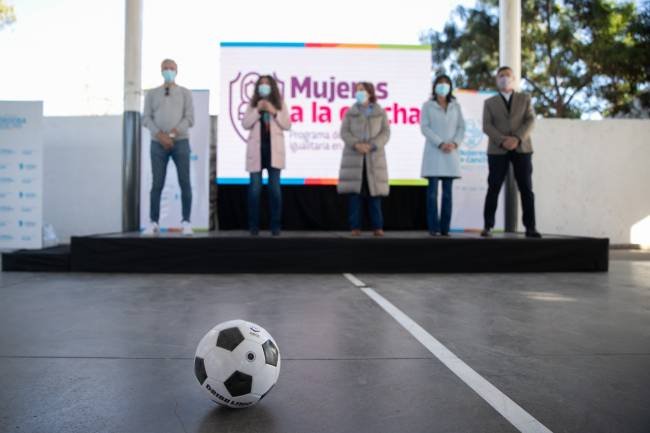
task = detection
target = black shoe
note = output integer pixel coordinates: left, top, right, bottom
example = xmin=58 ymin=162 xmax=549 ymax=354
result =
xmin=481 ymin=228 xmax=492 ymax=237
xmin=429 ymin=231 xmax=439 ymax=237
xmin=525 ymin=230 xmax=542 ymax=238
xmin=440 ymin=232 xmax=450 ymax=237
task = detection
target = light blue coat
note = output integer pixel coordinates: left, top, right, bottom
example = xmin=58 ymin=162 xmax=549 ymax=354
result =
xmin=420 ymin=98 xmax=465 ymax=178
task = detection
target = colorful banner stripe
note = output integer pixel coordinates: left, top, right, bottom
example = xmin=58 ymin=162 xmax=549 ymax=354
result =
xmin=216 ymin=178 xmax=428 ymax=186
xmin=220 ymin=42 xmax=430 ymax=50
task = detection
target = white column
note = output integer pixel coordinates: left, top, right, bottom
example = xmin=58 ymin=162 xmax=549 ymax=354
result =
xmin=499 ymin=0 xmax=522 ymax=232
xmin=124 ymin=0 xmax=143 ymax=112
xmin=499 ymin=0 xmax=521 ymax=89
xmin=122 ymin=0 xmax=143 ymax=232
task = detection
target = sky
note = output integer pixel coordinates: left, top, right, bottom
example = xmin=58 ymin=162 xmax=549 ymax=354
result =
xmin=0 ymin=0 xmax=475 ymax=116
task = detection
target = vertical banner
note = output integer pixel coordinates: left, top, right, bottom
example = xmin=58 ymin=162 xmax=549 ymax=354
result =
xmin=0 ymin=101 xmax=43 ymax=250
xmin=140 ymin=90 xmax=210 ymax=231
xmin=218 ymin=43 xmax=503 ymax=231
xmin=454 ymin=90 xmax=504 ymax=231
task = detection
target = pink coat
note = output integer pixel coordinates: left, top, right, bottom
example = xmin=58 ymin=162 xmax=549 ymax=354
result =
xmin=241 ymin=102 xmax=291 ymax=172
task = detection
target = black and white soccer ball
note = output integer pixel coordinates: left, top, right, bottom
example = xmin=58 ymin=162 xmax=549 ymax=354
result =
xmin=194 ymin=320 xmax=281 ymax=408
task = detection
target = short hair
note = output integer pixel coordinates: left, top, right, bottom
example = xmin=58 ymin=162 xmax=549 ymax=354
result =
xmin=497 ymin=66 xmax=513 ymax=75
xmin=161 ymin=59 xmax=177 ymax=68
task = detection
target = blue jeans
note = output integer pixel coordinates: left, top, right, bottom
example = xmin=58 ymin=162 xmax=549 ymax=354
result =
xmin=248 ymin=168 xmax=282 ymax=233
xmin=426 ymin=177 xmax=453 ymax=234
xmin=348 ymin=194 xmax=383 ymax=230
xmin=150 ymin=139 xmax=192 ymax=223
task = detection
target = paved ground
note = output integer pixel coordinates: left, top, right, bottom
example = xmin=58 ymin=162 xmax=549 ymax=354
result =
xmin=0 ymin=256 xmax=648 ymax=433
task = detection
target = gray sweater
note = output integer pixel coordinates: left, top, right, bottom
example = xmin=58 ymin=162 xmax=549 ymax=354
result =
xmin=143 ymin=85 xmax=194 ymax=140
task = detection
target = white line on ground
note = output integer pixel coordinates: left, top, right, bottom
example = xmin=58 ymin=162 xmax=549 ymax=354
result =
xmin=342 ymin=273 xmax=367 ymax=288
xmin=345 ymin=273 xmax=553 ymax=433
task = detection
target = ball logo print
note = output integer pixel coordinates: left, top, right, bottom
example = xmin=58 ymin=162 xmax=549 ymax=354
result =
xmin=228 ymin=71 xmax=285 ymax=143
xmin=194 ymin=319 xmax=281 ymax=408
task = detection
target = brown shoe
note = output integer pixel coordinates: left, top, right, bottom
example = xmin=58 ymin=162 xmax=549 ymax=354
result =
xmin=373 ymin=229 xmax=385 ymax=237
xmin=351 ymin=229 xmax=361 ymax=236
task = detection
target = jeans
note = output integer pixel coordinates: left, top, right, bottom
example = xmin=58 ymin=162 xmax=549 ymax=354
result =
xmin=248 ymin=168 xmax=282 ymax=233
xmin=483 ymin=152 xmax=536 ymax=230
xmin=150 ymin=139 xmax=192 ymax=223
xmin=348 ymin=194 xmax=383 ymax=230
xmin=426 ymin=177 xmax=453 ymax=234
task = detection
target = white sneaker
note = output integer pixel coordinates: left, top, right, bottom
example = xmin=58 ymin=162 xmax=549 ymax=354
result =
xmin=181 ymin=221 xmax=193 ymax=236
xmin=142 ymin=222 xmax=159 ymax=236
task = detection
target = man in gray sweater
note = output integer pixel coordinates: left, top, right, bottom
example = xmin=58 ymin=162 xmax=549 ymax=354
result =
xmin=142 ymin=59 xmax=195 ymax=236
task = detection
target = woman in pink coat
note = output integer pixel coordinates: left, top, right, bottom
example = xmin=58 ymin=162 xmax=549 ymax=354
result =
xmin=241 ymin=75 xmax=291 ymax=236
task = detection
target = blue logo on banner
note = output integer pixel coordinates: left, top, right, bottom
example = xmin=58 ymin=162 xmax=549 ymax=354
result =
xmin=0 ymin=206 xmax=14 ymax=212
xmin=18 ymin=220 xmax=38 ymax=228
xmin=19 ymin=163 xmax=37 ymax=171
xmin=0 ymin=235 xmax=14 ymax=241
xmin=21 ymin=206 xmax=34 ymax=213
xmin=0 ymin=148 xmax=15 ymax=155
xmin=21 ymin=178 xmax=35 ymax=184
xmin=18 ymin=192 xmax=37 ymax=199
xmin=0 ymin=177 xmax=14 ymax=184
xmin=0 ymin=116 xmax=27 ymax=129
xmin=22 ymin=149 xmax=35 ymax=156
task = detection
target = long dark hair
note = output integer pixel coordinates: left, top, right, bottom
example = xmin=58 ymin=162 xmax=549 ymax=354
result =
xmin=432 ymin=74 xmax=455 ymax=103
xmin=250 ymin=75 xmax=283 ymax=110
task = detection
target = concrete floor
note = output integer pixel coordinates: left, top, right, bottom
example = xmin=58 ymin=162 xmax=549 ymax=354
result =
xmin=0 ymin=258 xmax=649 ymax=433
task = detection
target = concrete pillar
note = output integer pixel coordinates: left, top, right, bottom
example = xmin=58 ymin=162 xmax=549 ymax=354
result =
xmin=499 ymin=0 xmax=521 ymax=232
xmin=122 ymin=0 xmax=143 ymax=232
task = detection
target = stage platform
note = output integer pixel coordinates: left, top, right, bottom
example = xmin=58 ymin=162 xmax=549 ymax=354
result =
xmin=3 ymin=231 xmax=609 ymax=273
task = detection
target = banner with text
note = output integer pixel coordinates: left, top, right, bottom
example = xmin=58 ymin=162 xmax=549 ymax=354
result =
xmin=0 ymin=101 xmax=43 ymax=249
xmin=218 ymin=43 xmax=503 ymax=230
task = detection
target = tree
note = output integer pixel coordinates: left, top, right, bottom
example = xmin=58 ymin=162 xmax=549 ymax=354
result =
xmin=0 ymin=0 xmax=16 ymax=31
xmin=421 ymin=0 xmax=649 ymax=118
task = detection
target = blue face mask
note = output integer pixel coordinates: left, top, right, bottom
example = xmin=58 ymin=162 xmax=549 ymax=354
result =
xmin=435 ymin=83 xmax=451 ymax=97
xmin=162 ymin=69 xmax=176 ymax=83
xmin=258 ymin=84 xmax=271 ymax=97
xmin=355 ymin=90 xmax=368 ymax=104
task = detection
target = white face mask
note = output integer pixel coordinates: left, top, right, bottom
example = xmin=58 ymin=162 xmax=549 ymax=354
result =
xmin=497 ymin=76 xmax=513 ymax=91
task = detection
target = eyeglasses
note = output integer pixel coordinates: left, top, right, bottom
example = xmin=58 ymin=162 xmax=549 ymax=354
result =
xmin=164 ymin=87 xmax=170 ymax=97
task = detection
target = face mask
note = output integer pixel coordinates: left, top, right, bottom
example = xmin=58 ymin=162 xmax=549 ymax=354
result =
xmin=435 ymin=83 xmax=451 ymax=97
xmin=258 ymin=84 xmax=271 ymax=97
xmin=162 ymin=69 xmax=176 ymax=83
xmin=355 ymin=90 xmax=368 ymax=104
xmin=497 ymin=76 xmax=512 ymax=90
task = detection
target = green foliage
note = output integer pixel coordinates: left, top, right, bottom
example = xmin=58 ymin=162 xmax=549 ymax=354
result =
xmin=421 ymin=0 xmax=649 ymax=118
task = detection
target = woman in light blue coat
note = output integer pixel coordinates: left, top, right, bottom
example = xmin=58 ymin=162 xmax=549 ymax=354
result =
xmin=420 ymin=74 xmax=465 ymax=236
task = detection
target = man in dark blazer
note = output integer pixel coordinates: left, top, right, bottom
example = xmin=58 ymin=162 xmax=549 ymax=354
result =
xmin=481 ymin=66 xmax=541 ymax=238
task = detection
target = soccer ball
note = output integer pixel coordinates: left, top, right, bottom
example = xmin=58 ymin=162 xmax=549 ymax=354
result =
xmin=194 ymin=319 xmax=281 ymax=408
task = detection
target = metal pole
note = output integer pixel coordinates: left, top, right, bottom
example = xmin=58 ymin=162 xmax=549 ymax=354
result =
xmin=122 ymin=0 xmax=143 ymax=232
xmin=499 ymin=0 xmax=521 ymax=233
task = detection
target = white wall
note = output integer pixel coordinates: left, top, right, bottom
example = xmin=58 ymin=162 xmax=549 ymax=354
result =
xmin=533 ymin=119 xmax=650 ymax=244
xmin=41 ymin=116 xmax=650 ymax=244
xmin=43 ymin=116 xmax=122 ymax=241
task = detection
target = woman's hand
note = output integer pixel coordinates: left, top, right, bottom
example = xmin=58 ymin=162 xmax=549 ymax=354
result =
xmin=257 ymin=100 xmax=277 ymax=115
xmin=354 ymin=143 xmax=371 ymax=154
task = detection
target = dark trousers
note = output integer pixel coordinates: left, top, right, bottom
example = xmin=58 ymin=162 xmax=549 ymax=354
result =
xmin=483 ymin=152 xmax=536 ymax=231
xmin=248 ymin=168 xmax=282 ymax=233
xmin=426 ymin=177 xmax=453 ymax=234
xmin=348 ymin=194 xmax=383 ymax=230
xmin=150 ymin=139 xmax=192 ymax=223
